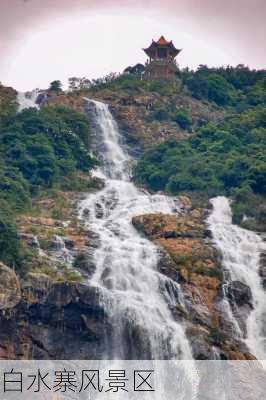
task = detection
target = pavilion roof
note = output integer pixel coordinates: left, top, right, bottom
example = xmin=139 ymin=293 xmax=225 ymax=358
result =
xmin=143 ymin=36 xmax=181 ymax=58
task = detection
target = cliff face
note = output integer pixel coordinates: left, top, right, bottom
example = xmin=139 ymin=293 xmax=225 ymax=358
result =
xmin=132 ymin=199 xmax=255 ymax=360
xmin=44 ymin=88 xmax=224 ymax=150
xmin=0 ymin=265 xmax=111 ymax=359
xmin=0 ymin=197 xmax=255 ymax=360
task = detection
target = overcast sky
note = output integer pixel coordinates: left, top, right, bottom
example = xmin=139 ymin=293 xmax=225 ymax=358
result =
xmin=1 ymin=0 xmax=265 ymax=91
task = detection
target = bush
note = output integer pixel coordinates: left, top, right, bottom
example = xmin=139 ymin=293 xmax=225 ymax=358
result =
xmin=173 ymin=109 xmax=192 ymax=129
xmin=153 ymin=108 xmax=169 ymax=122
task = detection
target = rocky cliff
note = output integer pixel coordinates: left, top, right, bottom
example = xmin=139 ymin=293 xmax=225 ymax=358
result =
xmin=0 ymin=195 xmax=256 ymax=360
xmin=43 ymin=86 xmax=224 ymax=150
xmin=0 ymin=83 xmax=261 ymax=361
xmin=0 ymin=263 xmax=111 ymax=359
xmin=132 ymin=198 xmax=255 ymax=360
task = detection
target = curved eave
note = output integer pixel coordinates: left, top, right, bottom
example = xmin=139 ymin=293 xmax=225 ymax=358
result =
xmin=175 ymin=49 xmax=182 ymax=57
xmin=143 ymin=47 xmax=182 ymax=58
xmin=143 ymin=48 xmax=154 ymax=57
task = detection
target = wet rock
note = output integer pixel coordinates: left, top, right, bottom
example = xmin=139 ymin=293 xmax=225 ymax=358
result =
xmin=182 ymin=284 xmax=214 ymax=328
xmin=64 ymin=238 xmax=75 ymax=250
xmin=73 ymin=252 xmax=96 ymax=278
xmin=77 ymin=283 xmax=103 ymax=309
xmin=157 ymin=248 xmax=179 ymax=281
xmin=95 ymin=202 xmax=104 ymax=219
xmin=0 ymin=263 xmax=21 ymax=310
xmin=259 ymin=254 xmax=266 ymax=289
xmin=82 ymin=208 xmax=90 ymax=218
xmin=186 ymin=325 xmax=215 ymax=359
xmin=85 ymin=230 xmax=101 ymax=248
xmin=227 ymin=281 xmax=253 ymax=308
xmin=203 ymin=229 xmax=213 ymax=238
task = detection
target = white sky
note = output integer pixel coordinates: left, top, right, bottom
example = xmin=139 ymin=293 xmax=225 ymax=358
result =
xmin=0 ymin=3 xmax=265 ymax=91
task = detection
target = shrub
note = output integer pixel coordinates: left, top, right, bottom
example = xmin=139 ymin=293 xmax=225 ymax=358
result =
xmin=173 ymin=109 xmax=192 ymax=129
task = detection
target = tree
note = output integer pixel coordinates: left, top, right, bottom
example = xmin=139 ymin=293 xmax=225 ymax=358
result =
xmin=68 ymin=77 xmax=80 ymax=91
xmin=68 ymin=77 xmax=91 ymax=91
xmin=49 ymin=80 xmax=63 ymax=93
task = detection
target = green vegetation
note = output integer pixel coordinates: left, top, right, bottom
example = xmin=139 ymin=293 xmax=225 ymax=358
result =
xmin=134 ymin=66 xmax=266 ymax=230
xmin=49 ymin=80 xmax=63 ymax=93
xmin=173 ymin=109 xmax=192 ymax=130
xmin=89 ymin=64 xmax=265 ymax=109
xmin=180 ymin=64 xmax=265 ymax=108
xmin=0 ymin=199 xmax=20 ymax=267
xmin=0 ymin=84 xmax=18 ymax=125
xmin=0 ymin=85 xmax=97 ymax=271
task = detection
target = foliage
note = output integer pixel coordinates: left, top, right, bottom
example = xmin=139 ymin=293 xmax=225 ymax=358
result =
xmin=0 ymin=83 xmax=18 ymax=126
xmin=173 ymin=109 xmax=192 ymax=129
xmin=124 ymin=63 xmax=145 ymax=75
xmin=90 ymin=65 xmax=265 ymax=109
xmin=0 ymin=101 xmax=97 ymax=270
xmin=68 ymin=77 xmax=91 ymax=91
xmin=0 ymin=200 xmax=20 ymax=267
xmin=185 ymin=71 xmax=236 ymax=106
xmin=49 ymin=80 xmax=63 ymax=93
xmin=180 ymin=64 xmax=266 ymax=108
xmin=134 ymin=105 xmax=266 ymax=228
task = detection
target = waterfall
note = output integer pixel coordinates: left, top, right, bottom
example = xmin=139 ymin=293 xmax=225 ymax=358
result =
xmin=50 ymin=235 xmax=74 ymax=266
xmin=208 ymin=196 xmax=266 ymax=360
xmin=78 ymin=99 xmax=198 ymax=397
xmin=79 ymin=99 xmax=192 ymax=359
xmin=17 ymin=89 xmax=39 ymax=111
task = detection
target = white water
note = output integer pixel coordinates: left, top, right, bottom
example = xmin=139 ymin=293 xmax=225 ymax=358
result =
xmin=50 ymin=235 xmax=74 ymax=266
xmin=79 ymin=100 xmax=198 ymax=397
xmin=17 ymin=89 xmax=39 ymax=111
xmin=208 ymin=196 xmax=266 ymax=360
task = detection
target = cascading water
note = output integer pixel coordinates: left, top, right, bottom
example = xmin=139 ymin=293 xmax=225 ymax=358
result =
xmin=17 ymin=89 xmax=39 ymax=111
xmin=78 ymin=99 xmax=198 ymax=398
xmin=50 ymin=235 xmax=74 ymax=266
xmin=208 ymin=196 xmax=266 ymax=360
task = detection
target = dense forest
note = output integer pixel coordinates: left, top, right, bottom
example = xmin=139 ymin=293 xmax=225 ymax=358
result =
xmin=0 ymin=85 xmax=96 ymax=270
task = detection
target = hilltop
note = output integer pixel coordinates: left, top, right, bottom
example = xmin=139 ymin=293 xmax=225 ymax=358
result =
xmin=44 ymin=66 xmax=266 ymax=230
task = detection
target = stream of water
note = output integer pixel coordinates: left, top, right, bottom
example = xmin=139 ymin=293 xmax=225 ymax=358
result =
xmin=78 ymin=99 xmax=198 ymax=398
xmin=79 ymin=100 xmax=194 ymax=360
xmin=17 ymin=90 xmax=39 ymax=111
xmin=208 ymin=196 xmax=266 ymax=360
